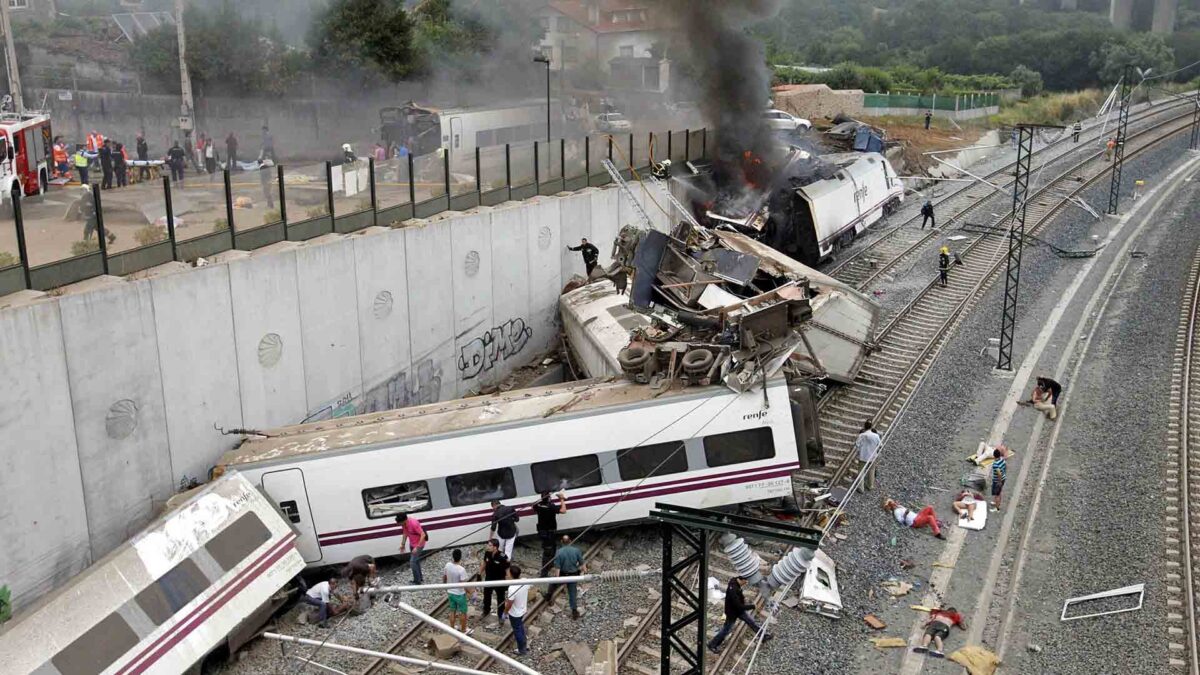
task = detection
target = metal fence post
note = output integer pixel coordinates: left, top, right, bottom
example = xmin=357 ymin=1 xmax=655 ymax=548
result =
xmin=475 ymin=147 xmax=481 ymax=201
xmin=534 ymin=141 xmax=540 ymax=190
xmin=666 ymin=131 xmax=672 ymax=163
xmin=92 ymin=183 xmax=109 ymax=275
xmin=368 ymin=157 xmax=377 ymax=226
xmin=162 ymin=176 xmax=177 ymax=261
xmin=505 ymin=143 xmax=512 ymax=201
xmin=685 ymin=128 xmax=691 ymax=162
xmin=442 ymin=151 xmax=451 ymax=208
xmin=702 ymin=128 xmax=707 ymax=160
xmin=13 ymin=190 xmax=31 ymax=288
xmin=560 ymin=137 xmax=566 ymax=188
xmin=608 ymin=135 xmax=613 ymax=164
xmin=628 ymin=135 xmax=634 ymax=172
xmin=277 ymin=164 xmax=289 ymax=238
xmin=407 ymin=154 xmax=416 ymax=206
xmin=223 ymin=168 xmax=235 ymax=236
xmin=585 ymin=136 xmax=591 ymax=187
xmin=325 ymin=161 xmax=335 ymax=220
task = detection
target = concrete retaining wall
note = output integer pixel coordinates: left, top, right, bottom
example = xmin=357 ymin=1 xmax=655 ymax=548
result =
xmin=0 ymin=181 xmax=671 ymax=609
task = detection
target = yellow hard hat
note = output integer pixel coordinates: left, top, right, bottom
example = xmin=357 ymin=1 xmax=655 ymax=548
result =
xmin=940 ymin=246 xmax=949 ymax=254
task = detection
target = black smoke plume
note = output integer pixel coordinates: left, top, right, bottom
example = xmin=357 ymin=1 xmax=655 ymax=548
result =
xmin=667 ymin=0 xmax=783 ymax=211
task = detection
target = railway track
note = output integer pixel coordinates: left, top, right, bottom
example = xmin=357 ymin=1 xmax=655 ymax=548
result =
xmin=826 ymin=95 xmax=1195 ymax=293
xmin=614 ymin=540 xmax=783 ymax=675
xmin=798 ymin=110 xmax=1197 ymax=511
xmin=1166 ymin=247 xmax=1200 ymax=674
xmin=355 ymin=532 xmax=615 ymax=675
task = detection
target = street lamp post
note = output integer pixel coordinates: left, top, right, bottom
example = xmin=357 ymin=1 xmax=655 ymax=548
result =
xmin=533 ymin=53 xmax=551 ymax=142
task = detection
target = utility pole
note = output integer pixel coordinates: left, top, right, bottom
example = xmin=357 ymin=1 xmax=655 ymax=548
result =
xmin=175 ymin=0 xmax=194 ymax=146
xmin=1107 ymin=64 xmax=1133 ymax=215
xmin=0 ymin=0 xmax=24 ymax=112
xmin=996 ymin=123 xmax=1061 ymax=371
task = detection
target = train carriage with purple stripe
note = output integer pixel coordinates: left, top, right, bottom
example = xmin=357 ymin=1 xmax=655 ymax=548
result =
xmin=213 ymin=376 xmax=821 ymax=569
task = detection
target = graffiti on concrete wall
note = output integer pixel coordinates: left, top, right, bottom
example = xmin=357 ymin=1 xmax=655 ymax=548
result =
xmin=457 ymin=318 xmax=534 ymax=380
xmin=303 ymin=358 xmax=444 ymax=423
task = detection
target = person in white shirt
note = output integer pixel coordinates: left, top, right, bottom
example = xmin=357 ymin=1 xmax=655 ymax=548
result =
xmin=443 ymin=548 xmax=474 ymax=635
xmin=301 ymin=577 xmax=339 ymax=626
xmin=504 ymin=564 xmax=531 ymax=656
xmin=952 ymin=490 xmax=985 ymax=520
xmin=884 ymin=498 xmax=945 ymax=540
xmin=854 ymin=420 xmax=882 ymax=493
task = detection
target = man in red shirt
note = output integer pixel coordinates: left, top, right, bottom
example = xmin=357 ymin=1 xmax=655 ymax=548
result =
xmin=913 ymin=606 xmax=966 ymax=657
xmin=395 ymin=513 xmax=428 ymax=584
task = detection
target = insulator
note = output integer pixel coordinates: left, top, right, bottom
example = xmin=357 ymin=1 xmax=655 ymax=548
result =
xmin=766 ymin=547 xmax=813 ymax=591
xmin=718 ymin=533 xmax=764 ymax=586
xmin=599 ymin=569 xmax=655 ymax=583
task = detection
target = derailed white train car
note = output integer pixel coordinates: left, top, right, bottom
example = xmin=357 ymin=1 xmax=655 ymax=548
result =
xmin=0 ymin=472 xmax=304 ymax=675
xmin=770 ymin=151 xmax=903 ymax=265
xmin=212 ymin=377 xmax=821 ymax=569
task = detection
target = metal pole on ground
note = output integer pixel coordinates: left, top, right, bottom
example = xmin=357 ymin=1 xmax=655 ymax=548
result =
xmin=1108 ymin=65 xmax=1133 ymax=215
xmin=395 ymin=602 xmax=541 ymax=675
xmin=1190 ymin=88 xmax=1200 ymax=151
xmin=263 ymin=633 xmax=501 ymax=675
xmin=13 ymin=190 xmax=30 ymax=288
xmin=407 ymin=153 xmax=416 ymax=207
xmin=92 ymin=184 xmax=109 ymax=274
xmin=162 ymin=176 xmax=177 ymax=261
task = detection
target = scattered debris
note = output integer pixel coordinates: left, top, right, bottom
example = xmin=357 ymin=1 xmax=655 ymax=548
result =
xmin=427 ymin=634 xmax=460 ymax=659
xmin=870 ymin=637 xmax=909 ymax=649
xmin=1027 ymin=643 xmax=1043 ymax=653
xmin=932 ymin=562 xmax=955 ymax=569
xmin=899 ymin=559 xmax=916 ymax=570
xmin=561 ymin=642 xmax=594 ymax=675
xmin=864 ymin=614 xmax=887 ymax=629
xmin=1060 ymin=583 xmax=1145 ymax=621
xmin=910 ymin=605 xmax=935 ymax=612
xmin=949 ymin=645 xmax=1002 ymax=675
xmin=881 ymin=580 xmax=913 ymax=597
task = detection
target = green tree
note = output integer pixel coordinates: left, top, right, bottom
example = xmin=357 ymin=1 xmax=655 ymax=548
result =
xmin=1090 ymin=33 xmax=1176 ymax=84
xmin=128 ymin=1 xmax=304 ymax=95
xmin=1009 ymin=65 xmax=1044 ymax=97
xmin=308 ymin=0 xmax=420 ymax=84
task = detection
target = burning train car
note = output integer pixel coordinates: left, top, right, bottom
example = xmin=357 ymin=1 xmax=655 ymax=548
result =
xmin=703 ymin=150 xmax=903 ymax=267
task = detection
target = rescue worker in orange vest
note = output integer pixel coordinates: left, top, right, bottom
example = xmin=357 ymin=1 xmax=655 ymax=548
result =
xmin=86 ymin=131 xmax=103 ymax=153
xmin=52 ymin=136 xmax=69 ymax=178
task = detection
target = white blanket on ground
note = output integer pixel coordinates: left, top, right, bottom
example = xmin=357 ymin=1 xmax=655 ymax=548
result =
xmin=958 ymin=499 xmax=987 ymax=530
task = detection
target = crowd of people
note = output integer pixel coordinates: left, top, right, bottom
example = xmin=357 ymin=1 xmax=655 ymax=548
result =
xmin=298 ymin=490 xmax=577 ymax=658
xmin=51 ymin=127 xmax=279 ymax=189
xmin=849 ymin=374 xmax=1062 ymax=657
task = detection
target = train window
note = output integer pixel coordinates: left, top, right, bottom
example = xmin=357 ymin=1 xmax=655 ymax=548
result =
xmin=51 ymin=612 xmax=140 ymax=675
xmin=205 ymin=512 xmax=271 ymax=572
xmin=135 ymin=558 xmax=210 ymax=626
xmin=702 ymin=427 xmax=776 ymax=467
xmin=617 ymin=441 xmax=688 ymax=481
xmin=531 ymin=455 xmax=602 ymax=493
xmin=446 ymin=468 xmax=517 ymax=507
xmin=362 ymin=481 xmax=432 ymax=519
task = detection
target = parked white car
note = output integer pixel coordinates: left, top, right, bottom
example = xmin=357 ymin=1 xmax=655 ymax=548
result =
xmin=763 ymin=109 xmax=811 ymax=131
xmin=596 ymin=112 xmax=633 ymax=132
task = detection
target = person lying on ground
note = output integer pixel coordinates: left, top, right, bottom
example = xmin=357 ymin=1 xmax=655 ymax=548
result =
xmin=952 ymin=490 xmax=986 ymax=520
xmin=883 ymin=498 xmax=946 ymax=539
xmin=1020 ymin=381 xmax=1059 ymax=420
xmin=913 ymin=606 xmax=967 ymax=657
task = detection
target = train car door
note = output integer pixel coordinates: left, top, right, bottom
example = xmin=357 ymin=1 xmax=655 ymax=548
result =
xmin=261 ymin=468 xmax=323 ymax=563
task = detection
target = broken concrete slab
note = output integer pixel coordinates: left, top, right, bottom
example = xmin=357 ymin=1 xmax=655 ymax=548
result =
xmin=427 ymin=635 xmax=460 ymax=658
xmin=562 ymin=642 xmax=593 ymax=675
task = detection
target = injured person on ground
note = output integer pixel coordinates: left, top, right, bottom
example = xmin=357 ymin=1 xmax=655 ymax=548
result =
xmin=912 ymin=606 xmax=967 ymax=657
xmin=884 ymin=498 xmax=946 ymax=540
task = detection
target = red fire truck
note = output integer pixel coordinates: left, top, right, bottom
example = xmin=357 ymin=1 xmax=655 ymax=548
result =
xmin=0 ymin=111 xmax=51 ymax=206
